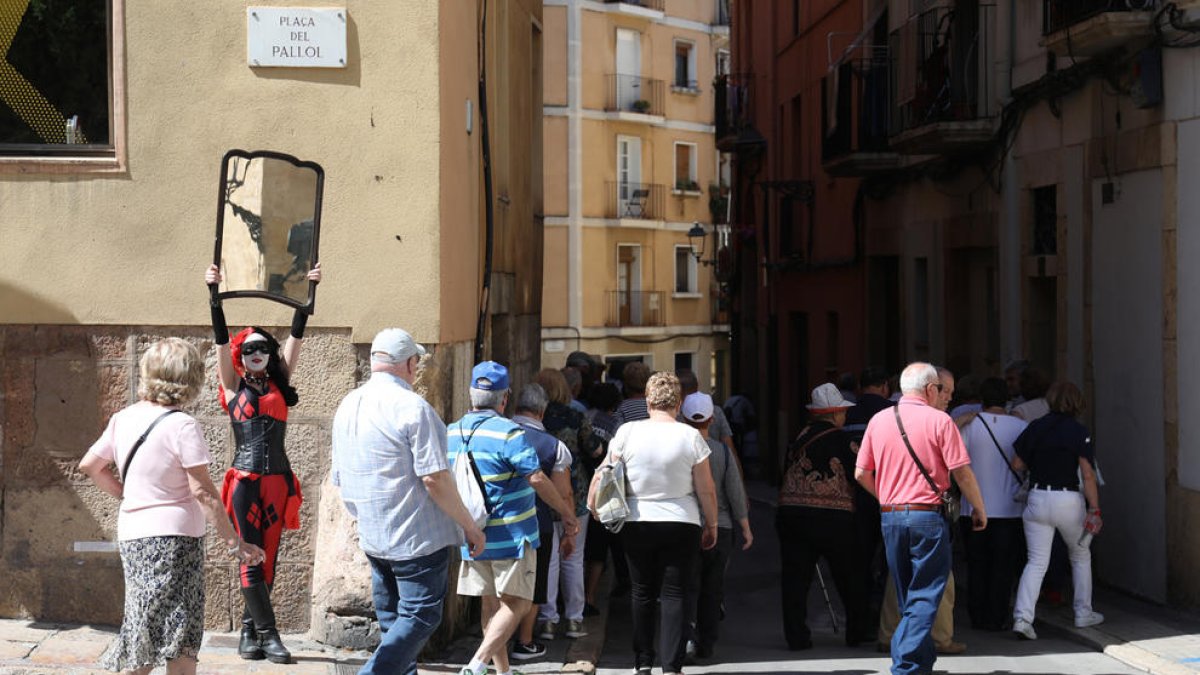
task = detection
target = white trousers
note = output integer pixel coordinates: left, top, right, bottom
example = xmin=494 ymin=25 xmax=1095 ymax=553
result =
xmin=540 ymin=516 xmax=589 ymax=622
xmin=1012 ymin=489 xmax=1093 ymax=623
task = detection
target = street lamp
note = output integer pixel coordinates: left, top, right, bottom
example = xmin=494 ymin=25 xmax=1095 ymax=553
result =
xmin=687 ymin=221 xmax=714 ymax=266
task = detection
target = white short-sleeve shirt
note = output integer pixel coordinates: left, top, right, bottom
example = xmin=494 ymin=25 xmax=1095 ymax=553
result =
xmin=610 ymin=420 xmax=711 ymax=525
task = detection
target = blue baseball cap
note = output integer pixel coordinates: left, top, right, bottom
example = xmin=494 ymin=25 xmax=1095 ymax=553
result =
xmin=471 ymin=361 xmax=510 ymax=391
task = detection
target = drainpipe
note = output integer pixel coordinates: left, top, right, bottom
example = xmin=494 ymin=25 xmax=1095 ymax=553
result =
xmin=999 ymin=0 xmax=1021 ymax=364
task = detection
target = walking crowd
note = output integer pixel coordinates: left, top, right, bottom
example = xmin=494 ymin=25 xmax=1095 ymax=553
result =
xmin=781 ymin=360 xmax=1104 ymax=675
xmin=75 ymin=266 xmax=1102 ymax=675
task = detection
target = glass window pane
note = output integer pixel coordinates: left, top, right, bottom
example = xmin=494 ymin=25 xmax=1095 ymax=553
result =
xmin=0 ymin=0 xmax=110 ymax=151
xmin=676 ymin=248 xmax=689 ymax=292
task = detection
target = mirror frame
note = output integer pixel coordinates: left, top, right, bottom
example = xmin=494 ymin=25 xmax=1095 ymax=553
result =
xmin=212 ymin=149 xmax=324 ymax=314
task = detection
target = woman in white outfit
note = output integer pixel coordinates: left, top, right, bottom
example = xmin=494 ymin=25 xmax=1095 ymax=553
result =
xmin=1010 ymin=381 xmax=1103 ymax=640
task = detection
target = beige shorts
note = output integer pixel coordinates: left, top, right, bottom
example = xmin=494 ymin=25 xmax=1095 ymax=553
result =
xmin=457 ymin=544 xmax=536 ymax=600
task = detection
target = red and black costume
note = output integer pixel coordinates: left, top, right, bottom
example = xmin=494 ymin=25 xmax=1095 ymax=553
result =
xmin=209 ymin=300 xmax=309 ymax=663
xmin=220 ymin=334 xmax=303 ymax=588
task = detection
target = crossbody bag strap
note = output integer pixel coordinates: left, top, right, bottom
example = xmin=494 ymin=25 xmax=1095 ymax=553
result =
xmin=978 ymin=414 xmax=1023 ymax=483
xmin=893 ymin=405 xmax=944 ymax=500
xmin=120 ymin=409 xmax=183 ymax=481
xmin=787 ymin=426 xmax=839 ymax=465
xmin=459 ymin=416 xmax=494 ymax=512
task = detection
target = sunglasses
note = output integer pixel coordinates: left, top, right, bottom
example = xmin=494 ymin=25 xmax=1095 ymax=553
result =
xmin=241 ymin=343 xmax=272 ymax=356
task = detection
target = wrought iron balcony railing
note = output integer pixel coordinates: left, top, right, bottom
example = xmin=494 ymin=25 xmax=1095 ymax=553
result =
xmin=822 ymin=58 xmax=892 ymax=161
xmin=715 ymin=72 xmax=754 ymax=145
xmin=606 ymin=181 xmax=664 ymax=220
xmin=1043 ymin=0 xmax=1157 ymax=36
xmin=606 ymin=290 xmax=665 ymax=328
xmin=606 ymin=74 xmax=665 ymax=116
xmin=890 ymin=4 xmax=997 ymax=138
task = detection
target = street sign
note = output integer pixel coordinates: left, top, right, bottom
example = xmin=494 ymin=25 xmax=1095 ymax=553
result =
xmin=247 ymin=7 xmax=347 ymax=68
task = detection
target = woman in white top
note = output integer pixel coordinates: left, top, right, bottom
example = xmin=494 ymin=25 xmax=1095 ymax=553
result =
xmin=589 ymin=372 xmax=718 ymax=675
xmin=80 ymin=338 xmax=263 ymax=675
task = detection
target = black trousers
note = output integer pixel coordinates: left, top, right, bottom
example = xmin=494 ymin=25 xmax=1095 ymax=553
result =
xmin=622 ymin=520 xmax=701 ymax=672
xmin=776 ymin=506 xmax=871 ymax=649
xmin=959 ymin=515 xmax=1025 ymax=630
xmin=687 ymin=526 xmax=735 ymax=652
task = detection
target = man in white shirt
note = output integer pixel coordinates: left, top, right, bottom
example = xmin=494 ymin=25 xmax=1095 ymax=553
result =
xmin=332 ymin=328 xmax=486 ymax=675
xmin=957 ymin=377 xmax=1028 ymax=631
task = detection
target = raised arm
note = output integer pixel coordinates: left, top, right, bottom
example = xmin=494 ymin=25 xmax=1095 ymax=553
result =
xmin=280 ymin=263 xmax=322 ymax=376
xmin=205 ymin=264 xmax=239 ymax=394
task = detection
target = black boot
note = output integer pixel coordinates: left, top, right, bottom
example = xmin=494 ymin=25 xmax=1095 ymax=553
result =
xmin=241 ymin=583 xmax=291 ymax=664
xmin=238 ymin=607 xmax=264 ymax=660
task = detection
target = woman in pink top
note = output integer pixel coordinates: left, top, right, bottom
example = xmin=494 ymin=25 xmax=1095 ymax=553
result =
xmin=80 ymin=338 xmax=263 ymax=675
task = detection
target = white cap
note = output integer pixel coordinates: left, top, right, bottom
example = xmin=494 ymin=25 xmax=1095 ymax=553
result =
xmin=806 ymin=382 xmax=854 ymax=412
xmin=370 ymin=328 xmax=426 ymax=363
xmin=681 ymin=392 xmax=714 ymax=422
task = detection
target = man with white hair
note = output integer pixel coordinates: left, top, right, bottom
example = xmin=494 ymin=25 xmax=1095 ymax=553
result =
xmin=331 ymin=328 xmax=487 ymax=675
xmin=451 ymin=361 xmax=581 ymax=675
xmin=854 ymin=362 xmax=987 ymax=675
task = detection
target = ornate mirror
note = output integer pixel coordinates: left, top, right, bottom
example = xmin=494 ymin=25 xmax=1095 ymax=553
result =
xmin=212 ymin=149 xmax=324 ymax=312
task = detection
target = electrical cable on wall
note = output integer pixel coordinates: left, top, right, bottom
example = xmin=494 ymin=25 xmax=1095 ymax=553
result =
xmin=474 ymin=0 xmax=495 ymax=364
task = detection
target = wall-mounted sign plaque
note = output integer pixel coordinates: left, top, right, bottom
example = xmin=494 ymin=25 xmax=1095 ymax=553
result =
xmin=247 ymin=7 xmax=347 ymax=68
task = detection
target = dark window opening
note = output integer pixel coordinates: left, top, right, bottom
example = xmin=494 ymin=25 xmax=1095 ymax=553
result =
xmin=1032 ymin=185 xmax=1058 ymax=255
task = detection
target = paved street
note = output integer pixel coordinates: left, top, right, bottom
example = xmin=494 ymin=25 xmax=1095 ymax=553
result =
xmin=594 ymin=495 xmax=1146 ymax=675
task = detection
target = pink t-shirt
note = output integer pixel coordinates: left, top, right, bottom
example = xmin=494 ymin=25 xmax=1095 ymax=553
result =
xmin=86 ymin=401 xmax=213 ymax=541
xmin=855 ymin=396 xmax=970 ymax=506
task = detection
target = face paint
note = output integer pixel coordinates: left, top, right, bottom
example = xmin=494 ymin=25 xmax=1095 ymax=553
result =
xmin=241 ymin=334 xmax=271 ymax=373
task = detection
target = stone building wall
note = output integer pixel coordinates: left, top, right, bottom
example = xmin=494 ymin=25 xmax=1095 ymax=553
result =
xmin=0 ymin=324 xmax=356 ymax=632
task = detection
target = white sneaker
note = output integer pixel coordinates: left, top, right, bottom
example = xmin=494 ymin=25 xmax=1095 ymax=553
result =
xmin=1012 ymin=618 xmax=1038 ymax=640
xmin=537 ymin=620 xmax=558 ymax=641
xmin=1075 ymin=611 xmax=1105 ymax=628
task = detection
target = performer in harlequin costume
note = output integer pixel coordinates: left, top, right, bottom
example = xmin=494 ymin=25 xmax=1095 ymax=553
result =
xmin=205 ymin=262 xmax=320 ymax=664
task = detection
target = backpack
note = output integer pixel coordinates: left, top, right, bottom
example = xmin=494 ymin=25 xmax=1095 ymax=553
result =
xmin=453 ymin=447 xmax=493 ymax=530
xmin=593 ymin=457 xmax=630 ymax=533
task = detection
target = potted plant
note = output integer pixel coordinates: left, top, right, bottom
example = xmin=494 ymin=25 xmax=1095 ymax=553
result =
xmin=632 ymin=99 xmax=651 ymax=113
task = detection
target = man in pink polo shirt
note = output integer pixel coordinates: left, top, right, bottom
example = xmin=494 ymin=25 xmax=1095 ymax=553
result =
xmin=854 ymin=362 xmax=987 ymax=675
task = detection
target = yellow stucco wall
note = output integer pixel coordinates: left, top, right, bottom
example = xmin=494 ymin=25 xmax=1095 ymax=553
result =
xmin=544 ymin=117 xmax=569 ymax=216
xmin=543 ymin=226 xmax=569 ymax=327
xmin=544 ymin=7 xmax=568 ymax=107
xmin=0 ymin=2 xmax=453 ymax=344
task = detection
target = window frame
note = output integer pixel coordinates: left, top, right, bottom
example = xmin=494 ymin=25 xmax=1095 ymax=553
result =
xmin=672 ymin=38 xmax=698 ymax=92
xmin=674 ymin=244 xmax=699 ymax=296
xmin=0 ymin=0 xmax=127 ymax=174
xmin=673 ymin=141 xmax=698 ymax=193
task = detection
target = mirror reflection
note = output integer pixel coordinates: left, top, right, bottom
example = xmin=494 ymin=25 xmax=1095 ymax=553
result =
xmin=215 ymin=152 xmax=322 ymax=308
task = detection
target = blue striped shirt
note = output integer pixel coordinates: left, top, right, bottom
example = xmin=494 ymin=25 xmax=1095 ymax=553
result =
xmin=447 ymin=409 xmax=542 ymax=560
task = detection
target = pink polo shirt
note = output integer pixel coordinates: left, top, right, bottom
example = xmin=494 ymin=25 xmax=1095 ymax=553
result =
xmin=856 ymin=396 xmax=970 ymax=506
xmin=86 ymin=401 xmax=213 ymax=541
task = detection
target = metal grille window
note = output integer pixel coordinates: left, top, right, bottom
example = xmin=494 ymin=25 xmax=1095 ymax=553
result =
xmin=1032 ymin=185 xmax=1058 ymax=255
xmin=0 ymin=0 xmax=112 ymax=155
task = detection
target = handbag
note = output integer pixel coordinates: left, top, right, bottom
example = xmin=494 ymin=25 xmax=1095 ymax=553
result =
xmin=119 ymin=409 xmax=183 ymax=481
xmin=593 ymin=457 xmax=631 ymax=533
xmin=893 ymin=406 xmax=957 ymax=523
xmin=977 ymin=414 xmax=1029 ymax=503
xmin=453 ymin=418 xmax=495 ymax=530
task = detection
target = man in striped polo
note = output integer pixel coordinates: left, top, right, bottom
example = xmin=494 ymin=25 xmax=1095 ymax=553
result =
xmin=451 ymin=361 xmax=580 ymax=675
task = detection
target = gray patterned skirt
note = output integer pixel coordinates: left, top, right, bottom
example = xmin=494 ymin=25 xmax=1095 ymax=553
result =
xmin=100 ymin=535 xmax=205 ymax=671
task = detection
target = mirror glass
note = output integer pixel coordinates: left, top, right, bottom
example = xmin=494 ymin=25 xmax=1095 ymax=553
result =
xmin=213 ymin=150 xmax=323 ymax=311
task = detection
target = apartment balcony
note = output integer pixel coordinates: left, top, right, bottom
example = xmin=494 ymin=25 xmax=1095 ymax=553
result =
xmin=889 ymin=4 xmax=998 ymax=156
xmin=1043 ymin=0 xmax=1158 ymax=57
xmin=715 ymin=0 xmax=731 ymax=27
xmin=602 ymin=0 xmax=665 ymax=18
xmin=606 ymin=181 xmax=665 ymax=220
xmin=821 ymin=59 xmax=901 ymax=176
xmin=715 ymin=73 xmax=761 ymax=153
xmin=606 ymin=290 xmax=665 ymax=328
xmin=606 ymin=74 xmax=665 ymax=120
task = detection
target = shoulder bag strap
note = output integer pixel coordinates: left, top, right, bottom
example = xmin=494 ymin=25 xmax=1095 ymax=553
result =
xmin=978 ymin=414 xmax=1023 ymax=483
xmin=893 ymin=405 xmax=944 ymax=500
xmin=787 ymin=426 xmax=839 ymax=465
xmin=120 ymin=409 xmax=183 ymax=482
xmin=460 ymin=416 xmax=493 ymax=512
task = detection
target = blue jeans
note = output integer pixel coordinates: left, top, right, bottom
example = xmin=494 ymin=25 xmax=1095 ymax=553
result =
xmin=881 ymin=509 xmax=951 ymax=675
xmin=362 ymin=547 xmax=450 ymax=675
